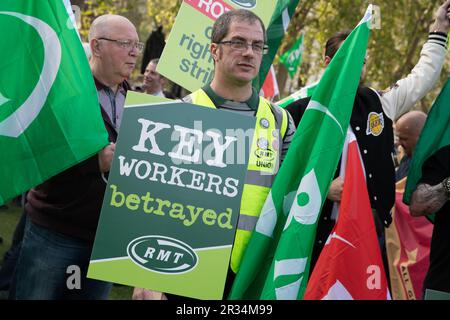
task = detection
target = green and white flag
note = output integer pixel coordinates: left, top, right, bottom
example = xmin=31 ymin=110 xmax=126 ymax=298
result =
xmin=276 ymin=80 xmax=319 ymax=108
xmin=0 ymin=0 xmax=108 ymax=205
xmin=229 ymin=5 xmax=373 ymax=300
xmin=254 ymin=0 xmax=300 ymax=91
xmin=279 ymin=32 xmax=304 ymax=78
xmin=403 ymin=77 xmax=450 ymax=217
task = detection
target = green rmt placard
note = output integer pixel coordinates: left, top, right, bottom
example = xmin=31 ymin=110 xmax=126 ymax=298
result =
xmin=88 ymin=92 xmax=255 ymax=300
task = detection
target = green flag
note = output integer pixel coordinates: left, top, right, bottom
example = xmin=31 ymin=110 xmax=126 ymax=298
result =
xmin=229 ymin=5 xmax=373 ymax=300
xmin=403 ymin=77 xmax=450 ymax=217
xmin=279 ymin=32 xmax=304 ymax=78
xmin=276 ymin=80 xmax=319 ymax=108
xmin=253 ymin=0 xmax=300 ymax=91
xmin=0 ymin=0 xmax=108 ymax=205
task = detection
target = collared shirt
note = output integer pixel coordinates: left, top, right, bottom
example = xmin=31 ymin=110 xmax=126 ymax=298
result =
xmin=202 ymin=83 xmax=260 ymax=114
xmin=94 ymin=78 xmax=127 ymax=131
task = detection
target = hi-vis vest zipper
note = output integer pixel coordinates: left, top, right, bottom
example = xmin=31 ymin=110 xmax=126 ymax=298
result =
xmin=190 ymin=89 xmax=288 ymax=272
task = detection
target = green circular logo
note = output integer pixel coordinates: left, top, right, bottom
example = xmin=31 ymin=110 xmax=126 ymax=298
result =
xmin=297 ymin=192 xmax=309 ymax=207
xmin=230 ymin=0 xmax=257 ymax=9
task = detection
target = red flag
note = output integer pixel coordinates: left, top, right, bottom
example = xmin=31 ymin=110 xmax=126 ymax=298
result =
xmin=385 ymin=177 xmax=433 ymax=300
xmin=260 ymin=65 xmax=279 ymax=101
xmin=304 ymin=130 xmax=390 ymax=300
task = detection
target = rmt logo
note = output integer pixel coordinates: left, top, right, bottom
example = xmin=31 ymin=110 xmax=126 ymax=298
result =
xmin=127 ymin=236 xmax=198 ymax=274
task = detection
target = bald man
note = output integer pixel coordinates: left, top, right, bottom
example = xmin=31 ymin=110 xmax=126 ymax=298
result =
xmin=395 ymin=111 xmax=427 ymax=181
xmin=12 ymin=15 xmax=142 ymax=300
xmin=396 ymin=111 xmax=428 ymax=158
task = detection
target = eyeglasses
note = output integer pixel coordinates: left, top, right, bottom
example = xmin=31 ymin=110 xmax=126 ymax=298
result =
xmin=217 ymin=40 xmax=269 ymax=54
xmin=98 ymin=37 xmax=144 ymax=53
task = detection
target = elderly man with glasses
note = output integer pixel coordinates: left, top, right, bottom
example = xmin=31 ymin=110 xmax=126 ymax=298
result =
xmin=11 ymin=15 xmax=141 ymax=300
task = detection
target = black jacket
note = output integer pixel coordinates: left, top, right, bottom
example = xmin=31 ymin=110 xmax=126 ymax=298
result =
xmin=286 ymin=86 xmax=394 ymax=268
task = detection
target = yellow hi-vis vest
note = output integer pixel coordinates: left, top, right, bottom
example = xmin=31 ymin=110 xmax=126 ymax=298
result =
xmin=189 ymin=89 xmax=288 ymax=272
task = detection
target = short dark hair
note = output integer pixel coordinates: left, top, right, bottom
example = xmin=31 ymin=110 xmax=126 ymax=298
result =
xmin=325 ymin=30 xmax=351 ymax=60
xmin=149 ymin=58 xmax=159 ymax=66
xmin=212 ymin=9 xmax=266 ymax=44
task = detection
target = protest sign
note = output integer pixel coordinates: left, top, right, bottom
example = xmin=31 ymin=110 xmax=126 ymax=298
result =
xmin=88 ymin=92 xmax=255 ymax=299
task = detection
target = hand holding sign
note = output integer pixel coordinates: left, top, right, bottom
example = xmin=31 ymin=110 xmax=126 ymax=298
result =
xmin=98 ymin=143 xmax=116 ymax=173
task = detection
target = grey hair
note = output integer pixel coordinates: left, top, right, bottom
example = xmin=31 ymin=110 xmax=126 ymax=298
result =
xmin=88 ymin=14 xmax=133 ymax=42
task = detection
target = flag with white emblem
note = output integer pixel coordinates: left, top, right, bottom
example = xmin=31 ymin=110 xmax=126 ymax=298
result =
xmin=229 ymin=5 xmax=373 ymax=300
xmin=0 ymin=0 xmax=108 ymax=205
xmin=304 ymin=129 xmax=390 ymax=300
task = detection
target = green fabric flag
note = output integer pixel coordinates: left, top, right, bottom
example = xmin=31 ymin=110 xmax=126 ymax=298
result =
xmin=279 ymin=32 xmax=304 ymax=78
xmin=253 ymin=0 xmax=300 ymax=91
xmin=403 ymin=77 xmax=450 ymax=217
xmin=0 ymin=0 xmax=108 ymax=205
xmin=229 ymin=5 xmax=373 ymax=300
xmin=276 ymin=80 xmax=319 ymax=108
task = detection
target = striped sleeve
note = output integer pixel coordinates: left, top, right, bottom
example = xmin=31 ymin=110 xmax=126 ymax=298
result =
xmin=378 ymin=32 xmax=448 ymax=121
xmin=428 ymin=31 xmax=448 ymax=49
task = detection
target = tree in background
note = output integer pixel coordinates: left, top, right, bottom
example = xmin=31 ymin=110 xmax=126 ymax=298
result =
xmin=73 ymin=0 xmax=180 ymax=44
xmin=72 ymin=0 xmax=448 ymax=111
xmin=278 ymin=0 xmax=449 ymax=111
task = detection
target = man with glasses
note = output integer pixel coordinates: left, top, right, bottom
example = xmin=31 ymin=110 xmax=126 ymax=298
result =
xmin=12 ymin=14 xmax=141 ymax=300
xmin=183 ymin=9 xmax=296 ymax=298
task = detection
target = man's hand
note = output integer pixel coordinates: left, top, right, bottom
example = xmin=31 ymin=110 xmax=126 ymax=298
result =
xmin=98 ymin=143 xmax=116 ymax=173
xmin=132 ymin=288 xmax=168 ymax=300
xmin=327 ymin=177 xmax=344 ymax=202
xmin=430 ymin=0 xmax=450 ymax=33
xmin=410 ymin=182 xmax=448 ymax=217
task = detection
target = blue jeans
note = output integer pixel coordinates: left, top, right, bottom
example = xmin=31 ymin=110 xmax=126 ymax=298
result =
xmin=11 ymin=218 xmax=112 ymax=300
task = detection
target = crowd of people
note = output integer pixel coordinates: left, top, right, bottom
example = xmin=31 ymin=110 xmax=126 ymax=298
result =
xmin=0 ymin=1 xmax=450 ymax=300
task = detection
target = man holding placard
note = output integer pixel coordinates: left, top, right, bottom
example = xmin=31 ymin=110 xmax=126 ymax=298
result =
xmin=184 ymin=9 xmax=296 ymax=294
